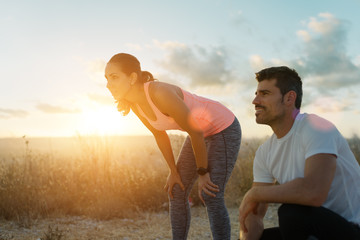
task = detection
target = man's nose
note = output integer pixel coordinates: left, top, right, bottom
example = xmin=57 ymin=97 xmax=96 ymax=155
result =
xmin=252 ymin=95 xmax=259 ymax=105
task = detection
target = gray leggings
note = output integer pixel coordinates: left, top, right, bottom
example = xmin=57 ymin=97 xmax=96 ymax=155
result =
xmin=170 ymin=118 xmax=241 ymax=240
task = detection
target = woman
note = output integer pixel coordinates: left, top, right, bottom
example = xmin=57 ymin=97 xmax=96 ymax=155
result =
xmin=105 ymin=53 xmax=241 ymax=240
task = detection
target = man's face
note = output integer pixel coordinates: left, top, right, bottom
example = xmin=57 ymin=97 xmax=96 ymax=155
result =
xmin=252 ymin=79 xmax=286 ymax=125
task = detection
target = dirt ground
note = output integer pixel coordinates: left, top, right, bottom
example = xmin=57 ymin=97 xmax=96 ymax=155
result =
xmin=0 ymin=205 xmax=279 ymax=240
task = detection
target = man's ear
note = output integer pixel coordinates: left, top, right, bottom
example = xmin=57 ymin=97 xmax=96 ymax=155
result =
xmin=129 ymin=72 xmax=138 ymax=85
xmin=285 ymin=90 xmax=297 ymax=106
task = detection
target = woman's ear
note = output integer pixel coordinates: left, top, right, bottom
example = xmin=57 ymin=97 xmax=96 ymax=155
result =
xmin=129 ymin=72 xmax=138 ymax=85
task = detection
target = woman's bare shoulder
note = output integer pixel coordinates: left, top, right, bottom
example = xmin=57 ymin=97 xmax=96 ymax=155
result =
xmin=149 ymin=81 xmax=183 ymax=100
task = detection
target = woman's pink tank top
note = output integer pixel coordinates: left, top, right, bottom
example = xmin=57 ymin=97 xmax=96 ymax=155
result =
xmin=136 ymin=82 xmax=235 ymax=137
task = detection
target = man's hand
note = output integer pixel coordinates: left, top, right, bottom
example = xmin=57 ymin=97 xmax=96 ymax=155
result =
xmin=239 ymin=213 xmax=264 ymax=240
xmin=239 ymin=189 xmax=260 ymax=233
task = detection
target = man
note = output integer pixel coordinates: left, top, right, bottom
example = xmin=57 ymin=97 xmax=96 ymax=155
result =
xmin=239 ymin=66 xmax=360 ymax=240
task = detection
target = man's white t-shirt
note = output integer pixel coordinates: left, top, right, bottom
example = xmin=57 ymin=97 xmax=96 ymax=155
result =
xmin=253 ymin=113 xmax=360 ymax=225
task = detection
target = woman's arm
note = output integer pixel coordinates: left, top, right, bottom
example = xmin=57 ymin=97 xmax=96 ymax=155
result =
xmin=131 ymin=105 xmax=185 ymax=198
xmin=149 ymin=83 xmax=219 ymax=201
xmin=149 ymin=83 xmax=208 ymax=170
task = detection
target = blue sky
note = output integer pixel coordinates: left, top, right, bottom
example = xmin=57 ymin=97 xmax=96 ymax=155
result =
xmin=1 ymin=0 xmax=360 ymax=138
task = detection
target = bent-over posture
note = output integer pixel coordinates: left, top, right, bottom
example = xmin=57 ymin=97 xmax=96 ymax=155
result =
xmin=105 ymin=53 xmax=241 ymax=240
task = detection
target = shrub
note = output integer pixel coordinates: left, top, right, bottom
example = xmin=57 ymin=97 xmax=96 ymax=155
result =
xmin=1 ymin=134 xmax=358 ymax=222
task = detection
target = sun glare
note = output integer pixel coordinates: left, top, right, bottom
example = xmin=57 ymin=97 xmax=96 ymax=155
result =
xmin=78 ymin=106 xmax=140 ymax=136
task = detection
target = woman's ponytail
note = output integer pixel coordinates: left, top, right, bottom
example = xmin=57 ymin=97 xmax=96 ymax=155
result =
xmin=141 ymin=71 xmax=155 ymax=82
xmin=108 ymin=53 xmax=156 ymax=83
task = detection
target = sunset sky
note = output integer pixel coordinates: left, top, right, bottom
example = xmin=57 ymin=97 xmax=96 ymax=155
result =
xmin=1 ymin=0 xmax=360 ymax=139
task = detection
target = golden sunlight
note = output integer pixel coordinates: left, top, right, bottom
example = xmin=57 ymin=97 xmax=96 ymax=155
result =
xmin=77 ymin=106 xmax=148 ymax=136
xmin=78 ymin=106 xmax=129 ymax=135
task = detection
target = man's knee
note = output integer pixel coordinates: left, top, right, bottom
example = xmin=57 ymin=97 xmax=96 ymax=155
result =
xmin=278 ymin=204 xmax=308 ymax=217
xmin=277 ymin=204 xmax=315 ymax=239
xmin=278 ymin=204 xmax=313 ymax=225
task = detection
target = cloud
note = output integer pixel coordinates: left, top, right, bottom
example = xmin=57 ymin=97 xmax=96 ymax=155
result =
xmin=0 ymin=108 xmax=28 ymax=119
xmin=155 ymin=41 xmax=237 ymax=87
xmin=151 ymin=13 xmax=358 ymax=115
xmin=310 ymin=96 xmax=352 ymax=113
xmin=307 ymin=13 xmax=339 ymax=34
xmin=250 ymin=55 xmax=267 ymax=71
xmin=245 ymin=13 xmax=360 ymax=113
xmin=296 ymin=30 xmax=311 ymax=42
xmin=354 ymin=55 xmax=360 ymax=67
xmin=292 ymin=13 xmax=360 ymax=90
xmin=36 ymin=104 xmax=81 ymax=114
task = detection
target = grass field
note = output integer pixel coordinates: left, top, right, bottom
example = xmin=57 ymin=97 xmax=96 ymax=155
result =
xmin=0 ymin=134 xmax=359 ymax=239
xmin=0 ymin=205 xmax=281 ymax=240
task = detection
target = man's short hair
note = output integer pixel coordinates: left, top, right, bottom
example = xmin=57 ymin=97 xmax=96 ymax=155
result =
xmin=256 ymin=66 xmax=303 ymax=109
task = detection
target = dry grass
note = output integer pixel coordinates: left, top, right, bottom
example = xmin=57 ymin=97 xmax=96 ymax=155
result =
xmin=0 ymin=134 xmax=260 ymax=224
xmin=0 ymin=205 xmax=281 ymax=239
xmin=0 ymin=134 xmax=359 ymax=238
xmin=0 ymin=136 xmax=170 ymax=224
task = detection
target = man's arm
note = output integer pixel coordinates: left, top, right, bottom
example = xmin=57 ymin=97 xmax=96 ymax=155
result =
xmin=239 ymin=153 xmax=336 ymax=235
xmin=249 ymin=154 xmax=336 ymax=205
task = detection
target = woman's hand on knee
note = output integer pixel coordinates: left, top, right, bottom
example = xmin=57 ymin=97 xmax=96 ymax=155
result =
xmin=164 ymin=170 xmax=185 ymax=199
xmin=198 ymin=173 xmax=220 ymax=204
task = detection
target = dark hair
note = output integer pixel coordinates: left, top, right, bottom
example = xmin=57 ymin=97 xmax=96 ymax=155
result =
xmin=108 ymin=53 xmax=155 ymax=83
xmin=107 ymin=53 xmax=155 ymax=116
xmin=256 ymin=66 xmax=303 ymax=109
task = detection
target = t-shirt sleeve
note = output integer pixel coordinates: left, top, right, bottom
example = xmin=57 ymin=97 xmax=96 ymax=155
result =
xmin=303 ymin=115 xmax=339 ymax=159
xmin=253 ymin=146 xmax=275 ymax=183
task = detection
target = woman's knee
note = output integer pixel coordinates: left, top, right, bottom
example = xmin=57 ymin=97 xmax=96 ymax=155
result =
xmin=169 ymin=184 xmax=188 ymax=201
xmin=202 ymin=192 xmax=225 ymax=207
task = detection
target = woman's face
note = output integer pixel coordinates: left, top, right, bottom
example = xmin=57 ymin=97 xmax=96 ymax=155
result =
xmin=105 ymin=62 xmax=132 ymax=101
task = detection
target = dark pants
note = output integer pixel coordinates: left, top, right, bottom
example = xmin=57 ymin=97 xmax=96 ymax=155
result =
xmin=260 ymin=204 xmax=360 ymax=240
xmin=170 ymin=118 xmax=241 ymax=240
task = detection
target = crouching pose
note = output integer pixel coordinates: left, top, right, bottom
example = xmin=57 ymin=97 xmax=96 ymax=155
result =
xmin=239 ymin=66 xmax=360 ymax=240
